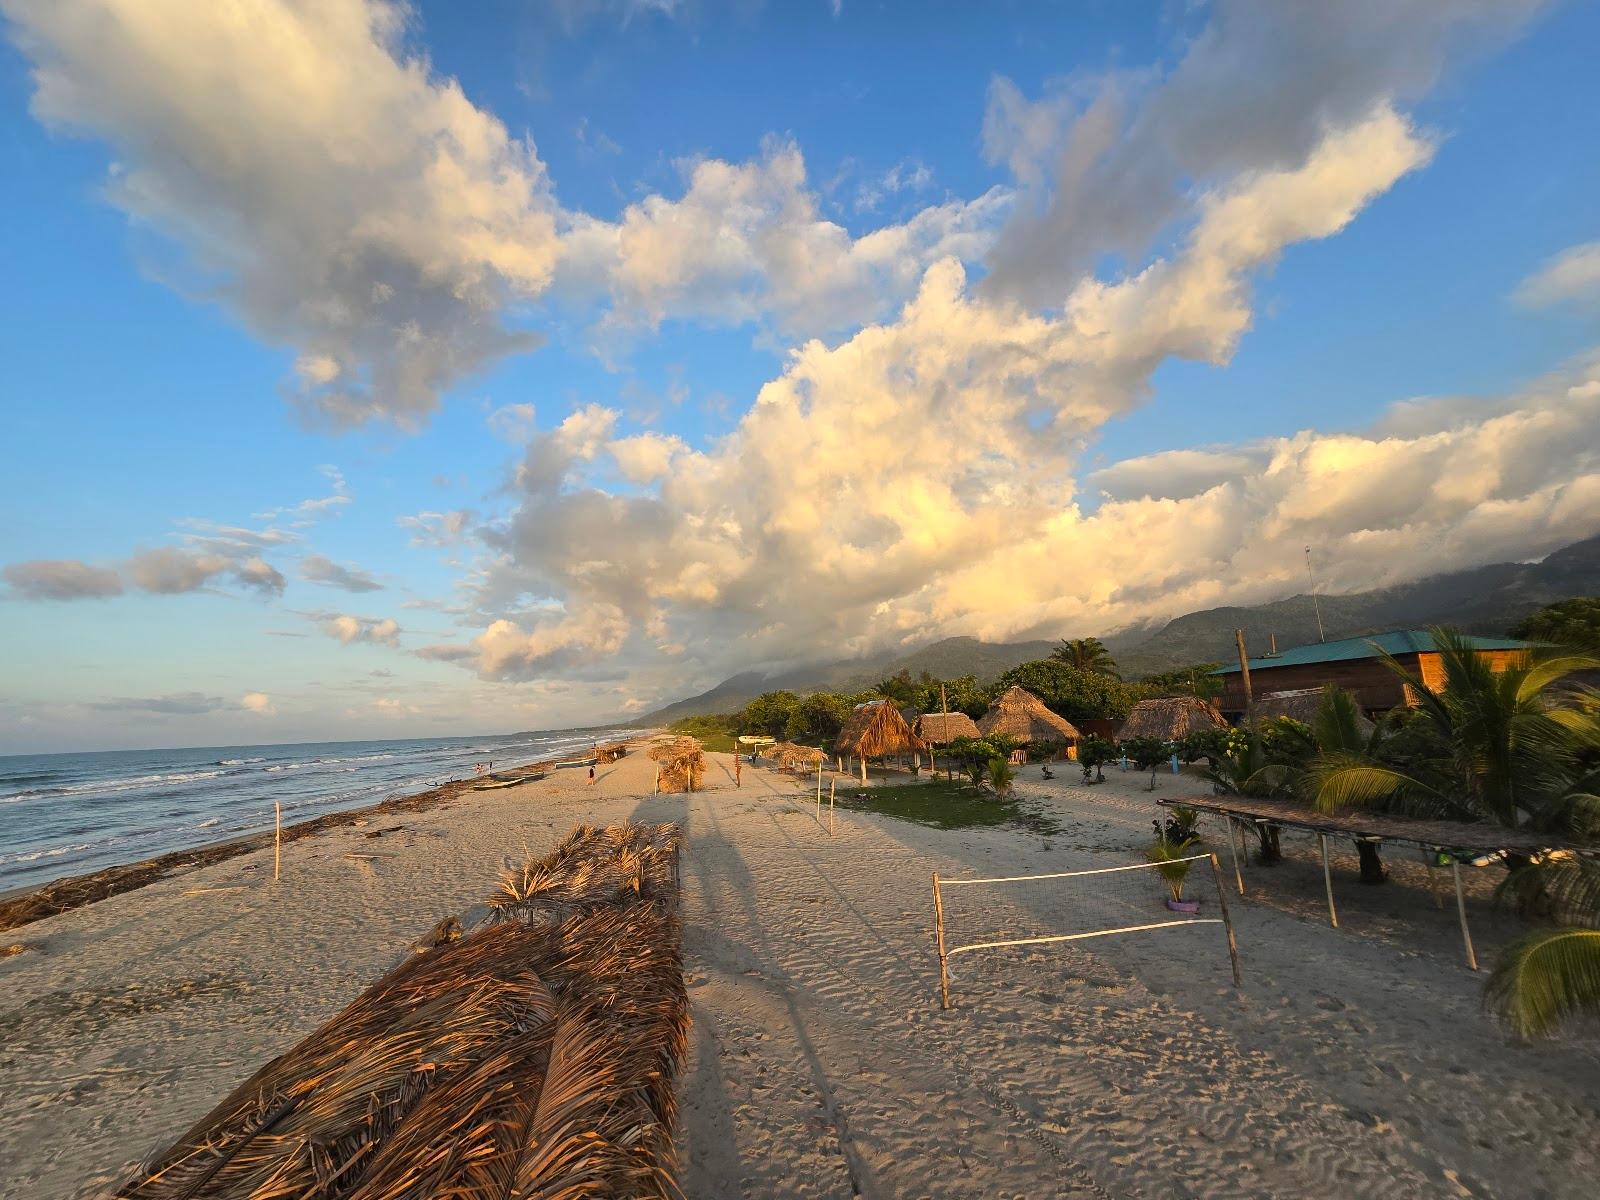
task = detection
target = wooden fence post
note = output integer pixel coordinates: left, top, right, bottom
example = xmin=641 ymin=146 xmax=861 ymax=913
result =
xmin=932 ymin=872 xmax=951 ymax=1010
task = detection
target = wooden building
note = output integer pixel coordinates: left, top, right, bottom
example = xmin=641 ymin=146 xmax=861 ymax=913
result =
xmin=1214 ymin=630 xmax=1533 ymax=718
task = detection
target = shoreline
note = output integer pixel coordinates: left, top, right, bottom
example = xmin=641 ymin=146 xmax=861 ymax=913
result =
xmin=0 ymin=735 xmax=649 ymax=933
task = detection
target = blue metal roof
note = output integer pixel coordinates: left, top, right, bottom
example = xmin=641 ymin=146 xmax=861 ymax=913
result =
xmin=1213 ymin=630 xmax=1532 ymax=675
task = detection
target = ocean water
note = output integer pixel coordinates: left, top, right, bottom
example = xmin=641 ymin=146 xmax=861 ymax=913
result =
xmin=0 ymin=726 xmax=634 ymax=894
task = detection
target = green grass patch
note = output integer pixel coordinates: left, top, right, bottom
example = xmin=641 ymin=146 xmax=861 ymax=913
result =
xmin=837 ymin=779 xmax=1058 ymax=833
xmin=693 ymin=730 xmax=738 ymax=754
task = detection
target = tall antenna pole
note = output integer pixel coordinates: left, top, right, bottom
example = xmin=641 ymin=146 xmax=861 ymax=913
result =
xmin=1305 ymin=546 xmax=1326 ymax=643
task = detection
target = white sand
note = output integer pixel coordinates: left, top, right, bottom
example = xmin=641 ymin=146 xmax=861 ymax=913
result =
xmin=1 ymin=750 xmax=1596 ymax=1198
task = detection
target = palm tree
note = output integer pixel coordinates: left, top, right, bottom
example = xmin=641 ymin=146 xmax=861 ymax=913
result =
xmin=1486 ymin=856 xmax=1600 ymax=1038
xmin=1312 ymin=628 xmax=1600 ymax=835
xmin=1051 ymin=637 xmax=1120 ymax=678
xmin=1310 ymin=628 xmax=1600 ymax=1037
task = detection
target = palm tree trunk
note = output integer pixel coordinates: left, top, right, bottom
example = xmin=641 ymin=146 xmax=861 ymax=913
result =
xmin=1255 ymin=823 xmax=1282 ymax=864
xmin=1354 ymin=840 xmax=1387 ymax=884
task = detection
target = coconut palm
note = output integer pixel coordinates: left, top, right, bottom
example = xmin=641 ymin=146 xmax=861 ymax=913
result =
xmin=1050 ymin=636 xmax=1120 ymax=678
xmin=1486 ymin=855 xmax=1600 ymax=1038
xmin=1312 ymin=628 xmax=1600 ymax=836
xmin=987 ymin=756 xmax=1016 ymax=799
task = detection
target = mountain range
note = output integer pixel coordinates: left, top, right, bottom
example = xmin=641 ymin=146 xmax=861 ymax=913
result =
xmin=637 ymin=532 xmax=1600 ymax=723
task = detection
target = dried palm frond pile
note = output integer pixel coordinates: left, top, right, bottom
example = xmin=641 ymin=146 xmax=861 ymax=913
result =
xmin=118 ymin=823 xmax=688 ymax=1200
xmin=647 ymin=736 xmax=705 ymax=793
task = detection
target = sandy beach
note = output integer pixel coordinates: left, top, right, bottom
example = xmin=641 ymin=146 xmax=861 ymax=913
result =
xmin=2 ymin=748 xmax=1597 ymax=1198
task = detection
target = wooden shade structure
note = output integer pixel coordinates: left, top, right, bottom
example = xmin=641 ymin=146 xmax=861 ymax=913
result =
xmin=1117 ymin=696 xmax=1227 ymax=741
xmin=912 ymin=711 xmax=981 ymax=746
xmin=976 ymin=685 xmax=1080 ymax=745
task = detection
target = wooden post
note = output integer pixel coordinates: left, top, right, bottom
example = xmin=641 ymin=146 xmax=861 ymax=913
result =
xmin=1452 ymin=857 xmax=1479 ymax=971
xmin=1224 ymin=816 xmax=1244 ymax=895
xmin=932 ymin=872 xmax=951 ymax=1010
xmin=654 ymin=766 xmax=661 ymax=794
xmin=829 ymin=779 xmax=836 ymax=836
xmin=1318 ymin=833 xmax=1338 ymax=928
xmin=1234 ymin=629 xmax=1255 ymax=728
xmin=1210 ymin=853 xmax=1243 ymax=988
xmin=860 ymin=756 xmax=867 ymax=784
xmin=816 ymin=761 xmax=823 ymax=825
xmin=1423 ymin=847 xmax=1444 ymax=909
xmin=941 ymin=683 xmax=953 ymax=781
xmin=274 ymin=801 xmax=282 ymax=882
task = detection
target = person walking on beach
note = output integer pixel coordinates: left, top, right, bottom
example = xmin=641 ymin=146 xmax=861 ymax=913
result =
xmin=587 ymin=762 xmax=596 ymax=785
xmin=735 ymin=753 xmax=742 ymax=788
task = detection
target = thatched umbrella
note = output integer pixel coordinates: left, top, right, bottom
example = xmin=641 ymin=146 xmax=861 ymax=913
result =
xmin=119 ymin=823 xmax=689 ymax=1200
xmin=835 ymin=699 xmax=925 ymax=783
xmin=977 ymin=685 xmax=1081 ymax=753
xmin=1118 ymin=696 xmax=1228 ymax=741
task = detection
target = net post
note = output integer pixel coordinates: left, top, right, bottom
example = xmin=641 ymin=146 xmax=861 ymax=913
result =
xmin=932 ymin=872 xmax=951 ymax=1010
xmin=829 ymin=779 xmax=836 ymax=836
xmin=1318 ymin=833 xmax=1338 ymax=928
xmin=1224 ymin=815 xmax=1244 ymax=895
xmin=1451 ymin=857 xmax=1479 ymax=972
xmin=1209 ymin=853 xmax=1242 ymax=988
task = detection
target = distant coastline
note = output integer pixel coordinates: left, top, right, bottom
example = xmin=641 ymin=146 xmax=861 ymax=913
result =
xmin=0 ymin=733 xmax=653 ymax=931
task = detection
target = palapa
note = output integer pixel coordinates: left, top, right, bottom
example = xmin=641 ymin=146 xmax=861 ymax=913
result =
xmin=911 ymin=711 xmax=981 ymax=746
xmin=771 ymin=742 xmax=827 ymax=770
xmin=118 ymin=823 xmax=689 ymax=1200
xmin=835 ymin=698 xmax=925 ymax=759
xmin=1117 ymin=695 xmax=1228 ymax=741
xmin=976 ymin=685 xmax=1081 ymax=744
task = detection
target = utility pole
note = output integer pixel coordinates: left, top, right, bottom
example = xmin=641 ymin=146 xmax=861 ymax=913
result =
xmin=1305 ymin=546 xmax=1326 ymax=643
xmin=1235 ymin=629 xmax=1255 ymax=730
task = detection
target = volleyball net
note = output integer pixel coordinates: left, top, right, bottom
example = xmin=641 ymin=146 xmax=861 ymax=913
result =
xmin=931 ymin=855 xmax=1241 ymax=1009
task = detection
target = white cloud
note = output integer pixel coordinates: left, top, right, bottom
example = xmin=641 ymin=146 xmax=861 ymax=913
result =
xmin=240 ymin=691 xmax=276 ymax=715
xmin=430 ymin=111 xmax=1599 ymax=687
xmin=3 ymin=559 xmax=124 ymax=600
xmin=300 ymin=553 xmax=384 ymax=593
xmin=487 ymin=402 xmax=538 ymax=443
xmin=399 ymin=509 xmax=476 ymax=546
xmin=556 ymin=138 xmax=1011 ymax=342
xmin=980 ymin=0 xmax=1543 ymax=304
xmin=1515 ymin=240 xmax=1600 ymax=310
xmin=4 ymin=0 xmax=562 ymax=427
xmin=321 ymin=612 xmax=402 ymax=646
xmin=609 ymin=432 xmax=687 ymax=484
xmin=122 ymin=547 xmax=286 ymax=596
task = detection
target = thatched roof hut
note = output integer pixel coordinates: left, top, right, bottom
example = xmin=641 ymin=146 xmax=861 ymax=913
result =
xmin=977 ymin=685 xmax=1081 ymax=744
xmin=1256 ymin=687 xmax=1376 ymax=735
xmin=120 ymin=823 xmax=689 ymax=1200
xmin=1117 ymin=696 xmax=1228 ymax=741
xmin=912 ymin=711 xmax=981 ymax=746
xmin=836 ymin=699 xmax=925 ymax=759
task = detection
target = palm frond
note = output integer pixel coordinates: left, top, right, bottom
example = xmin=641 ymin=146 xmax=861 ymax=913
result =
xmin=1485 ymin=927 xmax=1600 ymax=1039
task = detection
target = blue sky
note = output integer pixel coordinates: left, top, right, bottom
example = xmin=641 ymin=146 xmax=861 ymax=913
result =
xmin=2 ymin=0 xmax=1598 ymax=753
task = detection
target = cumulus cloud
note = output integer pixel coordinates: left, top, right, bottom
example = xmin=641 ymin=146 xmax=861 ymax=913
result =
xmin=240 ymin=691 xmax=276 ymax=715
xmin=429 ymin=110 xmax=1600 ymax=687
xmin=4 ymin=0 xmax=561 ymax=427
xmin=557 ymin=138 xmax=1011 ymax=341
xmin=1515 ymin=240 xmax=1600 ymax=311
xmin=300 ymin=553 xmax=383 ymax=592
xmin=3 ymin=559 xmax=123 ymax=600
xmin=981 ymin=0 xmax=1543 ymax=303
xmin=320 ymin=612 xmax=402 ymax=646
